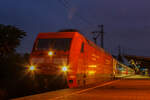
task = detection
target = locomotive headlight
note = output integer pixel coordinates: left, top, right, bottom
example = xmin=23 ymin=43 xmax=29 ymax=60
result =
xmin=29 ymin=65 xmax=36 ymax=71
xmin=62 ymin=66 xmax=68 ymax=72
xmin=48 ymin=51 xmax=54 ymax=56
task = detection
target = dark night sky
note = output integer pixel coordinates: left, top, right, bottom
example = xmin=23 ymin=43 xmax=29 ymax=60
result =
xmin=0 ymin=0 xmax=150 ymax=56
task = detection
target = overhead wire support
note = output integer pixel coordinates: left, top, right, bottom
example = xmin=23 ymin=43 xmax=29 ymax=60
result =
xmin=92 ymin=24 xmax=104 ymax=48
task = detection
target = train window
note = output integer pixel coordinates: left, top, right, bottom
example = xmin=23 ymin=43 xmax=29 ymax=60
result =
xmin=81 ymin=42 xmax=84 ymax=53
xmin=86 ymin=39 xmax=101 ymax=50
xmin=34 ymin=38 xmax=72 ymax=51
xmin=69 ymin=80 xmax=73 ymax=84
xmin=77 ymin=80 xmax=80 ymax=85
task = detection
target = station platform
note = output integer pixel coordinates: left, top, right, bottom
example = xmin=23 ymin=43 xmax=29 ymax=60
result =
xmin=12 ymin=75 xmax=150 ymax=100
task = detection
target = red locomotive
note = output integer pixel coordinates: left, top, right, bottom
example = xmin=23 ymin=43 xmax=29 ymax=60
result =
xmin=29 ymin=32 xmax=134 ymax=88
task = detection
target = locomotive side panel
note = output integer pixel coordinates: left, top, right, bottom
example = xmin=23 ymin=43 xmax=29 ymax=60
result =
xmin=77 ymin=39 xmax=114 ymax=86
xmin=67 ymin=33 xmax=85 ymax=87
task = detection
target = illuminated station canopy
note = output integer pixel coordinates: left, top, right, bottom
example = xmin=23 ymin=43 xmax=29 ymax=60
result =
xmin=124 ymin=55 xmax=150 ymax=69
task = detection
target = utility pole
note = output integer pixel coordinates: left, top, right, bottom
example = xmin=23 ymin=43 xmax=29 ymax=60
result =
xmin=99 ymin=24 xmax=104 ymax=48
xmin=118 ymin=45 xmax=121 ymax=55
xmin=117 ymin=45 xmax=123 ymax=63
xmin=92 ymin=24 xmax=104 ymax=48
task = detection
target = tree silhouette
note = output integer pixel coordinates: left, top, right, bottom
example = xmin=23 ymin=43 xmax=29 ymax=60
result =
xmin=0 ymin=24 xmax=26 ymax=59
xmin=0 ymin=24 xmax=27 ymax=99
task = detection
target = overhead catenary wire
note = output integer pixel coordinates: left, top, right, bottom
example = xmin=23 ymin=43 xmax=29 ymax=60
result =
xmin=57 ymin=0 xmax=94 ymax=26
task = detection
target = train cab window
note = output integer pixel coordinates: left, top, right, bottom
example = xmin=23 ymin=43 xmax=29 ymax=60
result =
xmin=34 ymin=38 xmax=72 ymax=51
xmin=80 ymin=42 xmax=84 ymax=53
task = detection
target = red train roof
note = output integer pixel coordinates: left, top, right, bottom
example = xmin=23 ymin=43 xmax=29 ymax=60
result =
xmin=36 ymin=32 xmax=79 ymax=39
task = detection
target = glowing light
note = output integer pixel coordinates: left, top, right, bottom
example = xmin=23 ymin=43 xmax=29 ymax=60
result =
xmin=29 ymin=65 xmax=36 ymax=71
xmin=88 ymin=71 xmax=95 ymax=75
xmin=48 ymin=51 xmax=53 ymax=56
xmin=88 ymin=65 xmax=97 ymax=68
xmin=62 ymin=66 xmax=68 ymax=72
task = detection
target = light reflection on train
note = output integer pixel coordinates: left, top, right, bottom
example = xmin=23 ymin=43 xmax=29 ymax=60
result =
xmin=29 ymin=32 xmax=135 ymax=88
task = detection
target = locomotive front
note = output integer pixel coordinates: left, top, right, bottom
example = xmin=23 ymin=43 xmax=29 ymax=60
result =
xmin=26 ymin=33 xmax=75 ymax=89
xmin=29 ymin=35 xmax=72 ymax=75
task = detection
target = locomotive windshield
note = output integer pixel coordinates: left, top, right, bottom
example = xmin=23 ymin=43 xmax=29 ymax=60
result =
xmin=34 ymin=38 xmax=72 ymax=51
